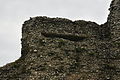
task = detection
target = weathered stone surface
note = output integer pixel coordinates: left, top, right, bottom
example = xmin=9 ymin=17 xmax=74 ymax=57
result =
xmin=0 ymin=0 xmax=120 ymax=80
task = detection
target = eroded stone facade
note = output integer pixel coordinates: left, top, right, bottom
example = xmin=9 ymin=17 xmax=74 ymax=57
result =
xmin=0 ymin=0 xmax=120 ymax=80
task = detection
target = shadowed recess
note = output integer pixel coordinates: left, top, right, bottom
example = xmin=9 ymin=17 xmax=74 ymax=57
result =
xmin=41 ymin=32 xmax=87 ymax=41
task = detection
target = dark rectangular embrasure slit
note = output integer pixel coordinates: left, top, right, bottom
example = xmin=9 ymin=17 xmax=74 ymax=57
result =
xmin=41 ymin=32 xmax=87 ymax=42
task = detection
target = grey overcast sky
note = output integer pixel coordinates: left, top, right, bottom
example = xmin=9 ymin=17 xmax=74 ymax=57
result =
xmin=0 ymin=0 xmax=112 ymax=66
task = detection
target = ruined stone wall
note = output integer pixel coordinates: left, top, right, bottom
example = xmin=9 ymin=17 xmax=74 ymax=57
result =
xmin=108 ymin=0 xmax=120 ymax=40
xmin=0 ymin=0 xmax=120 ymax=80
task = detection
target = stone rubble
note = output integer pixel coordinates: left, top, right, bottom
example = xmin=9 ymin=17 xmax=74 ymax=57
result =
xmin=0 ymin=0 xmax=120 ymax=80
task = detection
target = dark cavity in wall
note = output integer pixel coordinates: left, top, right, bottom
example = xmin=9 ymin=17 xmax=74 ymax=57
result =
xmin=41 ymin=32 xmax=87 ymax=42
